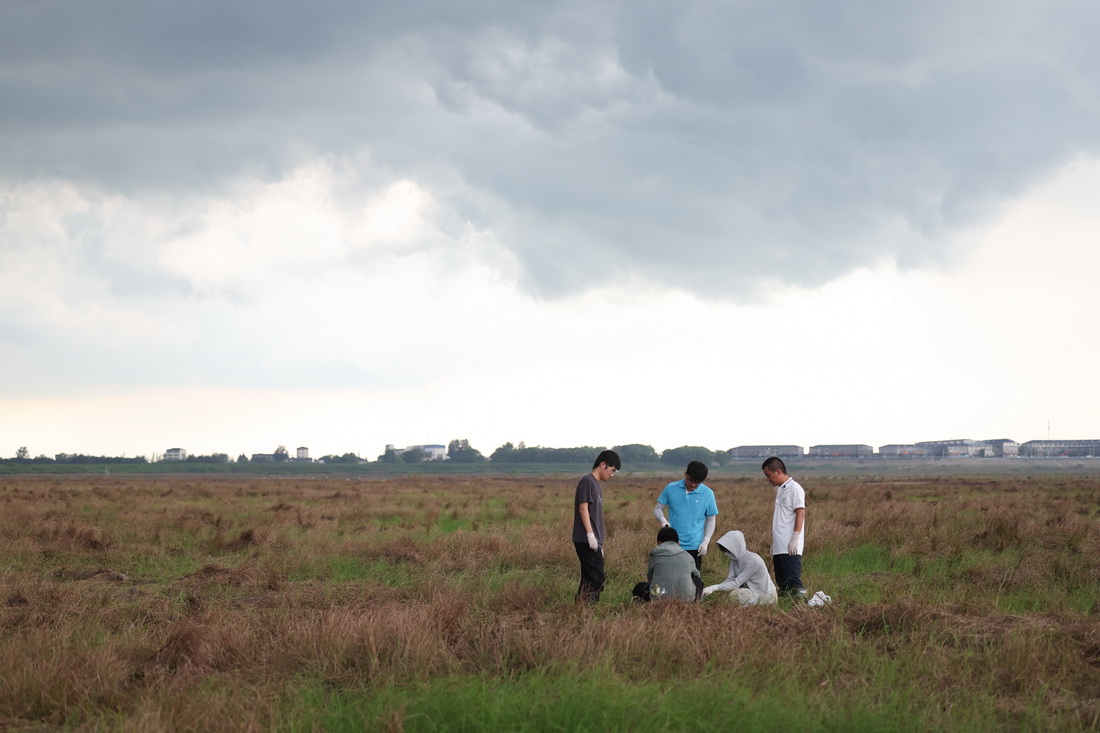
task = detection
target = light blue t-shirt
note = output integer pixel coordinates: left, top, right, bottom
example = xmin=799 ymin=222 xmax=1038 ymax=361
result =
xmin=657 ymin=479 xmax=719 ymax=550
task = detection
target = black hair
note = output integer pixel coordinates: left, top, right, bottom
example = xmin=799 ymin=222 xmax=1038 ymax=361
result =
xmin=685 ymin=460 xmax=708 ymax=483
xmin=762 ymin=456 xmax=787 ymax=474
xmin=592 ymin=449 xmax=622 ymax=471
xmin=657 ymin=526 xmax=679 ymax=544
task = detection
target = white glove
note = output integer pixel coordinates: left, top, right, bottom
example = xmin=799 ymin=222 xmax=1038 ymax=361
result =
xmin=661 ymin=520 xmax=670 ymax=528
xmin=701 ymin=586 xmax=717 ymax=597
xmin=698 ymin=538 xmax=710 ymax=556
xmin=586 ymin=532 xmax=599 ymax=551
xmin=788 ymin=531 xmax=801 ymax=556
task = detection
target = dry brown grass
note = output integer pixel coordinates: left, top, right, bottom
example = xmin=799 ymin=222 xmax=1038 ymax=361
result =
xmin=0 ymin=472 xmax=1097 ymax=730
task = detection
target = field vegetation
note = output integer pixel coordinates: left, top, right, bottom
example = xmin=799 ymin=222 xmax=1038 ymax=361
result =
xmin=1 ymin=472 xmax=1097 ymax=731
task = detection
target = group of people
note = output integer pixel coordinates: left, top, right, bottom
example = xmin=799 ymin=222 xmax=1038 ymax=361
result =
xmin=571 ymin=450 xmax=807 ymax=606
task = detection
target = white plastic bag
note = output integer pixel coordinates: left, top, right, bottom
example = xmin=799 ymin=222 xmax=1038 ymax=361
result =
xmin=807 ymin=590 xmax=832 ymax=607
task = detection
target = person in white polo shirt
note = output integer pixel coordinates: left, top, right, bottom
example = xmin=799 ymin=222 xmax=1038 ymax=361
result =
xmin=762 ymin=455 xmax=807 ymax=600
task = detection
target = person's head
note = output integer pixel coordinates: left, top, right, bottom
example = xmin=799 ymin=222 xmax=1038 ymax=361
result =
xmin=715 ymin=530 xmax=746 ymax=560
xmin=683 ymin=460 xmax=708 ymax=490
xmin=762 ymin=456 xmax=788 ymax=485
xmin=592 ymin=449 xmax=621 ymax=481
xmin=657 ymin=526 xmax=679 ymax=545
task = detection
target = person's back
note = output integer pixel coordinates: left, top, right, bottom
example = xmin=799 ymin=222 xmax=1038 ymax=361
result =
xmin=648 ymin=538 xmax=700 ymax=601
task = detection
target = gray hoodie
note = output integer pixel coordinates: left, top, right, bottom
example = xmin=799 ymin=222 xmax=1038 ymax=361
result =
xmin=648 ymin=541 xmax=700 ymax=601
xmin=708 ymin=530 xmax=776 ymax=595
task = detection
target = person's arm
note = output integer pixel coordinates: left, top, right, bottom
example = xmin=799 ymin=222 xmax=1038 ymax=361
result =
xmin=702 ymin=561 xmax=743 ymax=596
xmin=787 ymin=507 xmax=805 ymax=555
xmin=654 ymin=502 xmax=669 ymax=527
xmin=579 ymin=502 xmax=599 ymax=550
xmin=698 ymin=515 xmax=716 ymax=555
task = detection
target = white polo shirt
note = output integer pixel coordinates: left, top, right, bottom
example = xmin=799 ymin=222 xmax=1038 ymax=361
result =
xmin=771 ymin=477 xmax=806 ymax=556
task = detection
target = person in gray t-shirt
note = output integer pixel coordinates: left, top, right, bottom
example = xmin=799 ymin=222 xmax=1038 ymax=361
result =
xmin=573 ymin=449 xmax=621 ymax=605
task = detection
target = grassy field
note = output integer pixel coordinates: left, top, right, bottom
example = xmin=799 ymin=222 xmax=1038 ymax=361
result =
xmin=0 ymin=472 xmax=1097 ymax=731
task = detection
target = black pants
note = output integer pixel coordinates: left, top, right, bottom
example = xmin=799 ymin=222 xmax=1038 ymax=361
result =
xmin=574 ymin=542 xmax=605 ymax=605
xmin=686 ymin=549 xmax=702 ymax=572
xmin=772 ymin=553 xmax=804 ymax=594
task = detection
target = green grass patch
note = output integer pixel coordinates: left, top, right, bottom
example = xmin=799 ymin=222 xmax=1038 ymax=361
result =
xmin=996 ymin=592 xmax=1047 ymax=613
xmin=436 ymin=516 xmax=471 ymax=533
xmin=289 ymin=670 xmax=1009 ymax=733
xmin=1066 ymin=585 xmax=1100 ymax=613
xmin=328 ymin=555 xmax=376 ymax=582
xmin=811 ymin=544 xmax=916 ymax=575
xmin=326 ymin=556 xmax=417 ymax=585
xmin=126 ymin=551 xmax=201 ymax=581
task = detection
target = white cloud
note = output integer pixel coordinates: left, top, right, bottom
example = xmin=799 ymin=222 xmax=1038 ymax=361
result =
xmin=4 ymin=156 xmax=1100 ymax=458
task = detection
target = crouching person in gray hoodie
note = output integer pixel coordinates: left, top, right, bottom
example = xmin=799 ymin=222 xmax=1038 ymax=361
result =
xmin=632 ymin=527 xmax=703 ymax=602
xmin=701 ymin=530 xmax=778 ymax=605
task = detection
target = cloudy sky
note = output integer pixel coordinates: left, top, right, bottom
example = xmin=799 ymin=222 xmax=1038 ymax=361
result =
xmin=2 ymin=1 xmax=1098 ymax=462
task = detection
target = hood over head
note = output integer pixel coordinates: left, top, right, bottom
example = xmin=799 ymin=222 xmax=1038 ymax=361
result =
xmin=716 ymin=530 xmax=747 ymax=561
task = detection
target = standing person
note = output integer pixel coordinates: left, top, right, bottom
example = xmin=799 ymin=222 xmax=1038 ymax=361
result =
xmin=654 ymin=460 xmax=718 ymax=571
xmin=632 ymin=526 xmax=703 ymax=602
xmin=762 ymin=456 xmax=807 ymax=599
xmin=572 ymin=449 xmax=621 ymax=605
xmin=701 ymin=530 xmax=777 ymax=605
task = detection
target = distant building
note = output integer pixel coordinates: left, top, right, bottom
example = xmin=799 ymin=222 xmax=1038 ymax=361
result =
xmin=984 ymin=439 xmax=1019 ymax=458
xmin=877 ymin=444 xmax=927 ymax=457
xmin=413 ymin=444 xmax=447 ymax=461
xmin=915 ymin=439 xmax=991 ymax=457
xmin=293 ymin=446 xmax=312 ymax=463
xmin=809 ymin=444 xmax=873 ymax=459
xmin=389 ymin=443 xmax=448 ymax=461
xmin=251 ymin=453 xmax=276 ymax=462
xmin=1019 ymin=439 xmax=1100 ymax=457
xmin=728 ymin=445 xmax=804 ymax=460
xmin=164 ymin=448 xmax=187 ymax=461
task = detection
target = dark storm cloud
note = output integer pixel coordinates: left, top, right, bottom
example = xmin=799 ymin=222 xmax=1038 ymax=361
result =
xmin=3 ymin=0 xmax=1099 ymax=297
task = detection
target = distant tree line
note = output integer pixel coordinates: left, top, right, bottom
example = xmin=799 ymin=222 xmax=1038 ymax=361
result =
xmin=489 ymin=443 xmax=602 ymax=464
xmin=318 ymin=453 xmax=362 ymax=464
xmin=2 ymin=442 xmax=730 ymax=467
xmin=184 ymin=453 xmax=229 ymax=463
xmin=482 ymin=442 xmax=722 ymax=466
xmin=1 ymin=448 xmax=150 ymax=465
xmin=58 ymin=453 xmax=146 ymax=465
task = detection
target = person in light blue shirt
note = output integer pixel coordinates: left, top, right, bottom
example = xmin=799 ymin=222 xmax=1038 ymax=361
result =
xmin=654 ymin=460 xmax=719 ymax=571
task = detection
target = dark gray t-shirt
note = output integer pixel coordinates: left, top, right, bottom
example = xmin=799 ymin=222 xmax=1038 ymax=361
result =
xmin=572 ymin=473 xmax=604 ymax=545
